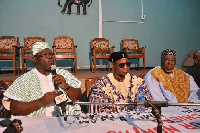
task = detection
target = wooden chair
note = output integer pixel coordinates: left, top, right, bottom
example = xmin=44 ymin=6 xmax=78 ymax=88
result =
xmin=85 ymin=72 xmax=147 ymax=98
xmin=0 ymin=79 xmax=15 ymax=118
xmin=53 ymin=36 xmax=77 ymax=73
xmin=136 ymin=72 xmax=147 ymax=78
xmin=0 ymin=36 xmax=20 ymax=76
xmin=0 ymin=79 xmax=15 ymax=90
xmin=182 ymin=49 xmax=197 ymax=71
xmin=90 ymin=38 xmax=115 ymax=73
xmin=121 ymin=39 xmax=146 ymax=70
xmin=21 ymin=37 xmax=45 ymax=73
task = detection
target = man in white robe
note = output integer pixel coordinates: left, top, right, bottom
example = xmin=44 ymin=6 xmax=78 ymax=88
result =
xmin=3 ymin=42 xmax=82 ymax=117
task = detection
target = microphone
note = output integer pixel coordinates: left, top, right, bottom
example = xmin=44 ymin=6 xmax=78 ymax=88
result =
xmin=51 ymin=65 xmax=67 ymax=119
xmin=51 ymin=65 xmax=59 ymax=90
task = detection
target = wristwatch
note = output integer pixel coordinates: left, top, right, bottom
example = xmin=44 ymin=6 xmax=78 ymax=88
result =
xmin=64 ymin=85 xmax=70 ymax=91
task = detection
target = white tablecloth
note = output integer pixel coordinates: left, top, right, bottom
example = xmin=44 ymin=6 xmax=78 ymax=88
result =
xmin=1 ymin=106 xmax=200 ymax=133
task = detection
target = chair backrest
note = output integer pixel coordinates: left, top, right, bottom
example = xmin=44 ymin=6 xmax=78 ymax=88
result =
xmin=0 ymin=79 xmax=15 ymax=90
xmin=85 ymin=76 xmax=100 ymax=97
xmin=136 ymin=72 xmax=146 ymax=78
xmin=121 ymin=39 xmax=139 ymax=52
xmin=182 ymin=49 xmax=197 ymax=71
xmin=53 ymin=36 xmax=77 ymax=73
xmin=24 ymin=37 xmax=45 ymax=52
xmin=0 ymin=79 xmax=15 ymax=118
xmin=91 ymin=38 xmax=110 ymax=53
xmin=0 ymin=36 xmax=19 ymax=52
xmin=0 ymin=79 xmax=15 ymax=103
xmin=53 ymin=36 xmax=75 ymax=53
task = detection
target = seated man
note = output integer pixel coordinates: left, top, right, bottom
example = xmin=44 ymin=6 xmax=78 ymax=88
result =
xmin=185 ymin=51 xmax=200 ymax=88
xmin=2 ymin=42 xmax=82 ymax=117
xmin=144 ymin=49 xmax=200 ymax=103
xmin=89 ymin=51 xmax=153 ymax=113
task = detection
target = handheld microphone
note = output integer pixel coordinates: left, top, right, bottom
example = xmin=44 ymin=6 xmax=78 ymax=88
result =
xmin=51 ymin=65 xmax=67 ymax=118
xmin=51 ymin=65 xmax=59 ymax=90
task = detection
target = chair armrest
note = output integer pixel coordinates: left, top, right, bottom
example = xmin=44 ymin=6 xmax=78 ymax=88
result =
xmin=0 ymin=79 xmax=15 ymax=90
xmin=73 ymin=45 xmax=77 ymax=54
xmin=110 ymin=46 xmax=115 ymax=53
xmin=20 ymin=46 xmax=25 ymax=51
xmin=12 ymin=45 xmax=20 ymax=56
xmin=122 ymin=47 xmax=129 ymax=52
xmin=13 ymin=45 xmax=20 ymax=50
xmin=91 ymin=48 xmax=95 ymax=56
xmin=85 ymin=79 xmax=90 ymax=97
xmin=52 ymin=45 xmax=56 ymax=54
xmin=20 ymin=46 xmax=25 ymax=56
xmin=138 ymin=46 xmax=146 ymax=53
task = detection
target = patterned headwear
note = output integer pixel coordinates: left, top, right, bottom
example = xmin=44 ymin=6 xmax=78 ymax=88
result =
xmin=109 ymin=51 xmax=129 ymax=62
xmin=161 ymin=49 xmax=176 ymax=59
xmin=32 ymin=42 xmax=51 ymax=56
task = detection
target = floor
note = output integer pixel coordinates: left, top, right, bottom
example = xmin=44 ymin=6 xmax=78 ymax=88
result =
xmin=0 ymin=67 xmax=152 ymax=93
xmin=0 ymin=67 xmax=151 ymax=80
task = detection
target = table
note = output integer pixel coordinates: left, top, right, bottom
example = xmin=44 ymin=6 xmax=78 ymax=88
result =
xmin=0 ymin=106 xmax=200 ymax=133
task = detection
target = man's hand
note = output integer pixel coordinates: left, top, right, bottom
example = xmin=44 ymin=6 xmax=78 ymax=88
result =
xmin=52 ymin=74 xmax=82 ymax=100
xmin=40 ymin=91 xmax=57 ymax=105
xmin=52 ymin=75 xmax=70 ymax=89
xmin=10 ymin=90 xmax=57 ymax=116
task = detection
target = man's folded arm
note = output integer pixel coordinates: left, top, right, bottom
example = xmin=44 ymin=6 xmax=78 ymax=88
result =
xmin=9 ymin=99 xmax=44 ymax=116
xmin=5 ymin=91 xmax=56 ymax=116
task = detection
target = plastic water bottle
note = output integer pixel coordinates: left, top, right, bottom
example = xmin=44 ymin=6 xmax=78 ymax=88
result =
xmin=136 ymin=86 xmax=145 ymax=113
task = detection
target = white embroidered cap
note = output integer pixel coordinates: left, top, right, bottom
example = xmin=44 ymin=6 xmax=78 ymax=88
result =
xmin=32 ymin=42 xmax=51 ymax=56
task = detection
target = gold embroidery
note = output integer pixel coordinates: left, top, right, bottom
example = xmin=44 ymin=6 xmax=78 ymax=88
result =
xmin=151 ymin=67 xmax=190 ymax=103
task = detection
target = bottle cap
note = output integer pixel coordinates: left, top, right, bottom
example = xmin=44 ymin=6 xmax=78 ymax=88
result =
xmin=139 ymin=86 xmax=144 ymax=91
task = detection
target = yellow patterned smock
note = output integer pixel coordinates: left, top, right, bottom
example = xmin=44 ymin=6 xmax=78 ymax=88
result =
xmin=150 ymin=67 xmax=190 ymax=103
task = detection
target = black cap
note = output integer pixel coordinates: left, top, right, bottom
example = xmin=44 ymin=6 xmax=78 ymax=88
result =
xmin=109 ymin=51 xmax=129 ymax=63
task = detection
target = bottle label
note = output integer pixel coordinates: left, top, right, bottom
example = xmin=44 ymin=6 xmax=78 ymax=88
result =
xmin=137 ymin=95 xmax=145 ymax=101
xmin=55 ymin=93 xmax=67 ymax=104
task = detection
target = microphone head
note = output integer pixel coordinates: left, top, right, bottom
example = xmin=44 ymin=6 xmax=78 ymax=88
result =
xmin=51 ymin=65 xmax=57 ymax=75
xmin=51 ymin=65 xmax=57 ymax=71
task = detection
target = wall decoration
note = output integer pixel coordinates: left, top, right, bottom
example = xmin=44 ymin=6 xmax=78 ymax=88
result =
xmin=58 ymin=0 xmax=92 ymax=15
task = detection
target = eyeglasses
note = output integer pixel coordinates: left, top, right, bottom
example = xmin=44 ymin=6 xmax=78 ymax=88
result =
xmin=164 ymin=59 xmax=176 ymax=64
xmin=35 ymin=53 xmax=54 ymax=58
xmin=118 ymin=62 xmax=131 ymax=68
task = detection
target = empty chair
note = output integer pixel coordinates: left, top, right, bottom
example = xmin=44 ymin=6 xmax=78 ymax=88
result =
xmin=121 ymin=39 xmax=146 ymax=70
xmin=0 ymin=36 xmax=20 ymax=76
xmin=21 ymin=36 xmax=45 ymax=73
xmin=90 ymin=38 xmax=115 ymax=73
xmin=53 ymin=36 xmax=77 ymax=73
xmin=182 ymin=50 xmax=197 ymax=71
